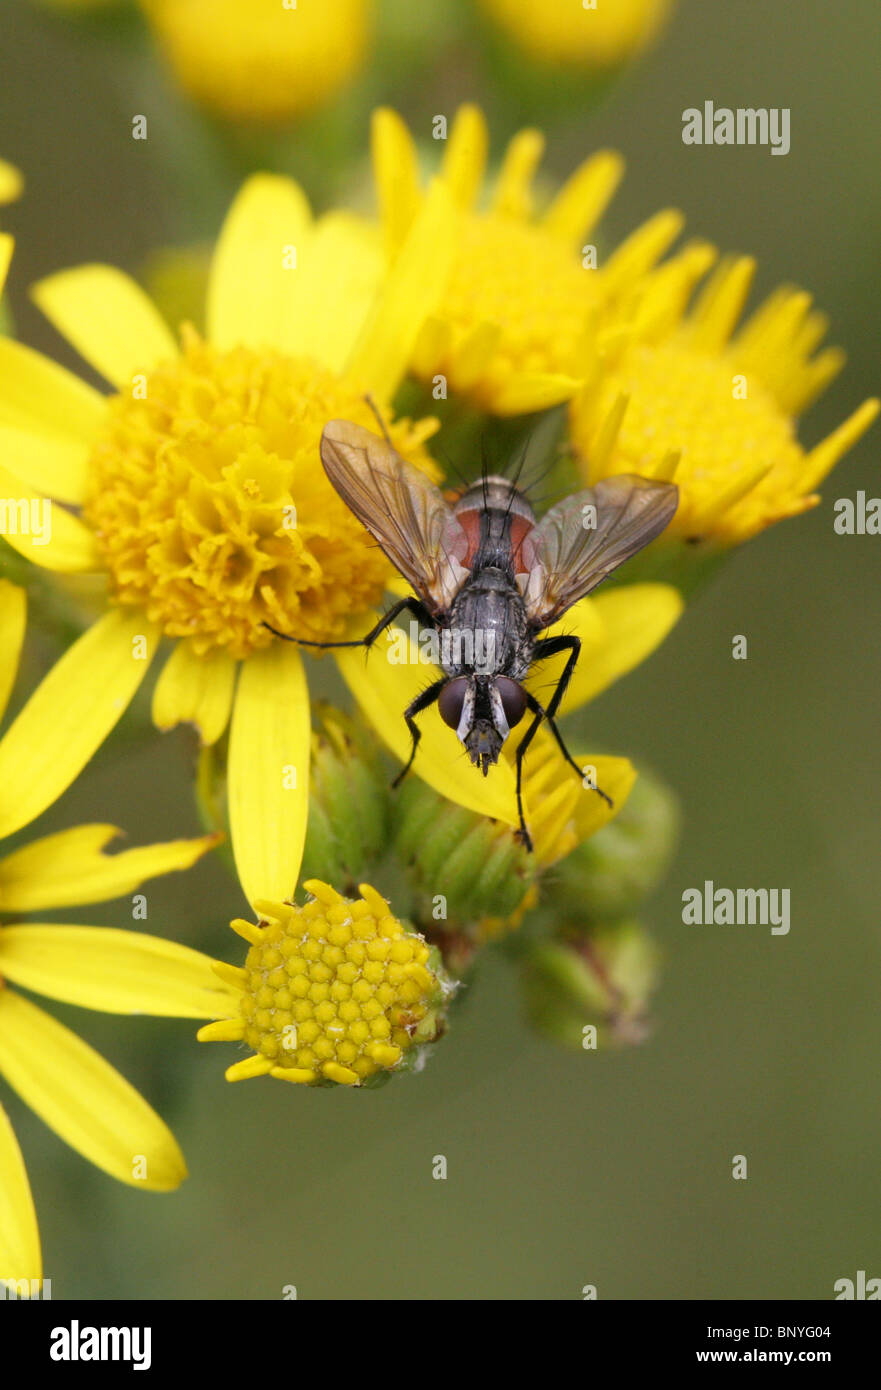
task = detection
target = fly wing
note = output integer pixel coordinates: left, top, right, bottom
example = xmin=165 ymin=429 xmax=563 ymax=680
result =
xmin=320 ymin=419 xmax=470 ymax=614
xmin=524 ymin=475 xmax=679 ymax=629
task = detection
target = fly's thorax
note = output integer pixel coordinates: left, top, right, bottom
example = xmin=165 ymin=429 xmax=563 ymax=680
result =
xmin=454 ymin=475 xmax=536 ymax=523
xmin=443 ymin=567 xmax=533 ymax=678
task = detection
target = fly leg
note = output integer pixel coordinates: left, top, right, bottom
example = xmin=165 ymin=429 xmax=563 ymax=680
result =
xmin=391 ymin=678 xmax=448 ymax=789
xmin=513 ymin=700 xmax=544 ymax=852
xmin=262 ymin=596 xmax=433 ymax=652
xmin=527 ymin=633 xmax=613 ymax=807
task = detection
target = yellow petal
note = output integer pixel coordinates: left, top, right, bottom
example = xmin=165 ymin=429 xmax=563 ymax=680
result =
xmin=0 ymin=160 xmax=23 ymax=205
xmin=0 ymin=462 xmax=101 ymax=572
xmin=0 ymin=423 xmax=89 ymax=505
xmin=534 ymin=584 xmax=684 ymax=718
xmin=152 ymin=640 xmax=237 ymax=746
xmin=441 ymin=104 xmax=489 ymax=209
xmin=0 ymin=1101 xmax=41 ymax=1288
xmin=0 ymin=610 xmax=159 ymax=839
xmin=542 ymin=150 xmax=625 ymax=245
xmin=0 ymin=578 xmax=26 ymax=723
xmin=371 ymin=107 xmax=421 ymax=254
xmin=0 ymin=824 xmax=220 ymax=912
xmin=0 ymin=989 xmax=186 ymax=1191
xmin=335 ymin=621 xmax=519 ymax=826
xmin=276 ymin=212 xmax=384 ymax=373
xmin=799 ymin=397 xmax=881 ymax=493
xmin=572 ymin=754 xmax=637 ymax=838
xmin=491 ymin=128 xmax=545 ymax=220
xmin=0 ymin=336 xmax=105 ymax=446
xmin=345 ymin=177 xmax=457 ymax=403
xmin=491 ymin=372 xmax=582 ymax=415
xmin=0 ymin=926 xmax=238 ymax=1019
xmin=206 ymin=173 xmax=312 ymax=352
xmin=31 ymin=265 xmax=178 ymax=390
xmin=228 ymin=643 xmax=310 ymax=908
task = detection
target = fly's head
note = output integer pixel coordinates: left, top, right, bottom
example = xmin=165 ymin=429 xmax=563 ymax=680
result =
xmin=438 ymin=674 xmax=528 ymax=775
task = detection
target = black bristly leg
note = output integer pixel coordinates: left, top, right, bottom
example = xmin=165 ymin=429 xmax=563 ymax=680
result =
xmin=514 ymin=696 xmax=545 ymax=853
xmin=390 ymin=678 xmax=448 ymax=790
xmin=524 ymin=632 xmax=614 ymax=808
xmin=262 ymin=596 xmax=433 ymax=652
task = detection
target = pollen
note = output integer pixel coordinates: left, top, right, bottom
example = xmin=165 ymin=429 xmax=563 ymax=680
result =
xmin=226 ymin=882 xmax=443 ymax=1085
xmin=83 ymin=330 xmax=435 ymax=657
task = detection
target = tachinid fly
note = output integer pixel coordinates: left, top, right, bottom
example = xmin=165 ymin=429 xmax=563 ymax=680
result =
xmin=266 ymin=418 xmax=679 ymax=850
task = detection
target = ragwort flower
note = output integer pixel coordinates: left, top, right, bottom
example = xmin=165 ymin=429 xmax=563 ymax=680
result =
xmin=568 ymin=248 xmax=880 ymax=542
xmin=199 ymin=881 xmax=453 ymax=1088
xmin=372 ymin=103 xmax=685 ymax=415
xmin=0 ymin=175 xmax=459 ymax=906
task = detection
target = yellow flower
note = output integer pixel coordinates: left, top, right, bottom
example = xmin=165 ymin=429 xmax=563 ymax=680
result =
xmin=140 ymin=0 xmax=371 ymax=125
xmin=372 ymin=104 xmax=685 ymax=415
xmin=478 ymin=0 xmax=674 ymax=69
xmin=0 ymin=173 xmax=459 ymax=908
xmin=568 ymin=248 xmax=880 ymax=542
xmin=0 ymin=160 xmax=22 ymax=207
xmin=0 ymin=580 xmax=238 ymax=1288
xmin=199 ymin=881 xmax=451 ymax=1087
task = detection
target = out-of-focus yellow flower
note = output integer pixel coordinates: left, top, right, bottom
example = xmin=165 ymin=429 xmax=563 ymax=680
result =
xmin=479 ymin=0 xmax=674 ymax=70
xmin=140 ymin=0 xmax=371 ymax=125
xmin=0 ymin=580 xmax=237 ymax=1288
xmin=0 ymin=160 xmax=22 ymax=207
xmin=199 ymin=881 xmax=451 ymax=1087
xmin=568 ymin=249 xmax=880 ymax=542
xmin=372 ymin=104 xmax=685 ymax=415
xmin=0 ymin=173 xmax=470 ymax=907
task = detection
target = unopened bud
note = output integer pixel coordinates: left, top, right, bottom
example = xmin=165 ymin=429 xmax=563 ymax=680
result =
xmin=520 ymin=920 xmax=660 ymax=1050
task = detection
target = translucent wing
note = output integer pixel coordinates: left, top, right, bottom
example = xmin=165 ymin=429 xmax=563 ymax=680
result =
xmin=320 ymin=419 xmax=470 ymax=614
xmin=524 ymin=475 xmax=679 ymax=629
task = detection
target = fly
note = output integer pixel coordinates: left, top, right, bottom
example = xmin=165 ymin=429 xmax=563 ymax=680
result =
xmin=265 ymin=416 xmax=679 ymax=851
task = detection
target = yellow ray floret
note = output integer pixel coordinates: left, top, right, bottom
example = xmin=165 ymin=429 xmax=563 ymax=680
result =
xmin=201 ymin=883 xmax=450 ymax=1086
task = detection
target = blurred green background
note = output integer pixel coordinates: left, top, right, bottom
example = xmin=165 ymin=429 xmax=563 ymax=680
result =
xmin=1 ymin=0 xmax=879 ymax=1299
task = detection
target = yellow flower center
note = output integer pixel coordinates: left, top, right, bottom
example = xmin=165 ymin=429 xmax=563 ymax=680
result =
xmin=423 ymin=214 xmax=593 ymax=407
xmin=238 ymin=884 xmax=443 ymax=1086
xmin=573 ymin=333 xmax=804 ymax=537
xmin=84 ymin=332 xmax=433 ymax=658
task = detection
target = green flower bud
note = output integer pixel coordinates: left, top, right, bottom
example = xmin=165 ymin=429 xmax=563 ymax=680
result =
xmin=391 ymin=775 xmax=537 ymax=932
xmin=549 ymin=765 xmax=679 ymax=923
xmin=516 ymin=922 xmax=655 ymax=1050
xmin=520 ymin=920 xmax=660 ymax=1050
xmin=299 ymin=704 xmax=392 ymax=892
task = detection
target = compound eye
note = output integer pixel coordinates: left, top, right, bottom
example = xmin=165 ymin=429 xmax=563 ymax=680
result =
xmin=438 ymin=677 xmax=469 ymax=730
xmin=496 ymin=677 xmax=527 ymax=729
